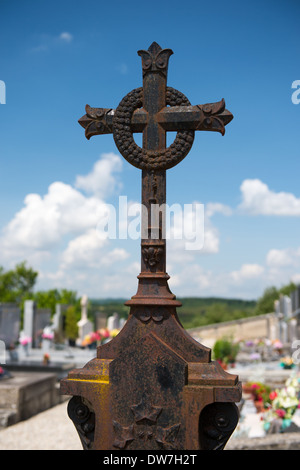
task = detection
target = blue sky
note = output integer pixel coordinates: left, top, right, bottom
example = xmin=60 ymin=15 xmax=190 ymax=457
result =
xmin=0 ymin=0 xmax=299 ymax=300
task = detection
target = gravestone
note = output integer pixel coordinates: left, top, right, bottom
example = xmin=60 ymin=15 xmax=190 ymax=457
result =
xmin=23 ymin=300 xmax=35 ymax=349
xmin=95 ymin=311 xmax=107 ymax=330
xmin=279 ymin=294 xmax=292 ymax=319
xmin=77 ymin=295 xmax=93 ymax=346
xmin=34 ymin=308 xmax=51 ymax=348
xmin=61 ymin=42 xmax=241 ymax=450
xmin=23 ymin=301 xmax=51 ymax=348
xmin=52 ymin=303 xmax=64 ymax=342
xmin=290 ymin=285 xmax=300 ymax=340
xmin=107 ymin=312 xmax=119 ymax=331
xmin=0 ymin=303 xmax=20 ymax=350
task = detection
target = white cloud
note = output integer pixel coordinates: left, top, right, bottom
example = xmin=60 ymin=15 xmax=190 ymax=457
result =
xmin=266 ymin=248 xmax=295 ymax=267
xmin=30 ymin=32 xmax=73 ymax=53
xmin=1 ymin=182 xmax=108 ymax=253
xmin=205 ymin=202 xmax=233 ymax=218
xmin=0 ymin=154 xmax=122 ymax=264
xmin=61 ymin=230 xmax=129 ymax=270
xmin=239 ymin=179 xmax=300 ymax=216
xmin=230 ymin=263 xmax=265 ymax=283
xmin=75 ymin=153 xmax=123 ymax=198
xmin=59 ymin=32 xmax=73 ymax=43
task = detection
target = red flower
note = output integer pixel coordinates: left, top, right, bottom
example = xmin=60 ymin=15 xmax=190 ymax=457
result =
xmin=275 ymin=409 xmax=286 ymax=418
xmin=269 ymin=391 xmax=278 ymax=401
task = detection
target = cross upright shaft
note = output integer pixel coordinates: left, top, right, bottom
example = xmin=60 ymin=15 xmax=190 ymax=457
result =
xmin=139 ymin=42 xmax=169 ymax=277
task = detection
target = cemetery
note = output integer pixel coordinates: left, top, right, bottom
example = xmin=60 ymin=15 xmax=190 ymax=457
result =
xmin=1 ymin=287 xmax=300 ymax=449
xmin=0 ymin=0 xmax=298 ymax=453
xmin=0 ymin=39 xmax=299 ymax=451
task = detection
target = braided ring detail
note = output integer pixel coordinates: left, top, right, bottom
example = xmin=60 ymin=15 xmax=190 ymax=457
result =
xmin=113 ymin=87 xmax=194 ymax=170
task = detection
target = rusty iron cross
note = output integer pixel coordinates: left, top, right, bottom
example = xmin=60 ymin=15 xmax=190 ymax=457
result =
xmin=79 ymin=42 xmax=233 ymax=169
xmin=62 ymin=42 xmax=240 ymax=451
xmin=79 ymin=41 xmax=233 ymax=287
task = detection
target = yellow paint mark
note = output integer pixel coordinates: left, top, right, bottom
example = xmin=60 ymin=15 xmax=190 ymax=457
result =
xmin=69 ymin=377 xmax=109 ymax=385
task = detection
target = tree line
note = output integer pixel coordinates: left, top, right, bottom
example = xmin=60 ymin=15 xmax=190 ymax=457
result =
xmin=0 ymin=261 xmax=297 ymax=332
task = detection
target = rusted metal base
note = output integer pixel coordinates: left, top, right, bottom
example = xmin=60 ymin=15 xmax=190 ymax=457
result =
xmin=61 ymin=303 xmax=241 ymax=450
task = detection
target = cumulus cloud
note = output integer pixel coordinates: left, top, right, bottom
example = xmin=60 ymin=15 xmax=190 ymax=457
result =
xmin=230 ymin=263 xmax=265 ymax=283
xmin=75 ymin=153 xmax=123 ymax=198
xmin=266 ymin=248 xmax=295 ymax=267
xmin=0 ymin=153 xmax=122 ymax=266
xmin=238 ymin=179 xmax=300 ymax=216
xmin=1 ymin=182 xmax=108 ymax=253
xmin=61 ymin=229 xmax=129 ymax=270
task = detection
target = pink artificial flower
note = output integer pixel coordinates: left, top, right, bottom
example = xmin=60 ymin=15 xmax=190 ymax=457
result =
xmin=275 ymin=409 xmax=286 ymax=418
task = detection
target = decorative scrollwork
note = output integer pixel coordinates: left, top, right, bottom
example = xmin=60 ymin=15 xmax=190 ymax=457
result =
xmin=197 ymin=99 xmax=227 ymax=136
xmin=199 ymin=402 xmax=239 ymax=450
xmin=113 ymin=87 xmax=194 ymax=170
xmin=78 ymin=105 xmax=113 ymax=140
xmin=137 ymin=42 xmax=173 ymax=77
xmin=113 ymin=395 xmax=180 ymax=450
xmin=142 ymin=246 xmax=163 ymax=268
xmin=67 ymin=396 xmax=95 ymax=450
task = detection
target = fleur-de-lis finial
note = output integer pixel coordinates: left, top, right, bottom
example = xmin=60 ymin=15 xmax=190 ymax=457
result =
xmin=137 ymin=42 xmax=173 ymax=76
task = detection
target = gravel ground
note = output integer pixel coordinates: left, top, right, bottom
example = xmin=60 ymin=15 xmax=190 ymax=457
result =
xmin=0 ymin=401 xmax=82 ymax=450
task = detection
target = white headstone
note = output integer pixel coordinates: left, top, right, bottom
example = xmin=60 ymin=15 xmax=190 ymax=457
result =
xmin=107 ymin=312 xmax=120 ymax=331
xmin=23 ymin=300 xmax=35 ymax=350
xmin=77 ymin=295 xmax=93 ymax=346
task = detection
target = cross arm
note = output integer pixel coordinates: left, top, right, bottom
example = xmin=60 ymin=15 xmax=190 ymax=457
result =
xmin=78 ymin=105 xmax=148 ymax=140
xmin=78 ymin=98 xmax=233 ymax=140
xmin=157 ymin=99 xmax=233 ymax=136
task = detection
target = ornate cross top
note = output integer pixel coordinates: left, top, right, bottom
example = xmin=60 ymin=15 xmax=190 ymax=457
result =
xmin=79 ymin=42 xmax=234 ymax=307
xmin=62 ymin=42 xmax=241 ymax=451
xmin=79 ymin=41 xmax=233 ymax=171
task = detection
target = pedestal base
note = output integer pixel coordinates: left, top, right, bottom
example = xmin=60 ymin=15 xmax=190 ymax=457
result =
xmin=60 ymin=308 xmax=241 ymax=450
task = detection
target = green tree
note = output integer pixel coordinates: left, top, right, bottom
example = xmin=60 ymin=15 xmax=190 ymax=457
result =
xmin=254 ymin=286 xmax=279 ymax=315
xmin=32 ymin=289 xmax=79 ymax=315
xmin=0 ymin=261 xmax=38 ymax=303
xmin=279 ymin=282 xmax=296 ymax=297
xmin=65 ymin=305 xmax=79 ymax=344
xmin=254 ymin=282 xmax=297 ymax=316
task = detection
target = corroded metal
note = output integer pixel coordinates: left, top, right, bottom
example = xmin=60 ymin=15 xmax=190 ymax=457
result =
xmin=61 ymin=41 xmax=241 ymax=450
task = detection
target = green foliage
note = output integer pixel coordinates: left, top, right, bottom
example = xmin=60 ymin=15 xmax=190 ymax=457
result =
xmin=64 ymin=305 xmax=79 ymax=340
xmin=90 ymin=298 xmax=130 ymax=320
xmin=32 ymin=288 xmax=79 ymax=314
xmin=176 ymin=297 xmax=256 ymax=329
xmin=0 ymin=261 xmax=38 ymax=303
xmin=212 ymin=337 xmax=240 ymax=364
xmin=254 ymin=282 xmax=297 ymax=316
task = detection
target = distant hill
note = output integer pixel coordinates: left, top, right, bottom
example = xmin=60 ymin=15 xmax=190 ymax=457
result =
xmin=90 ymin=296 xmax=256 ymax=329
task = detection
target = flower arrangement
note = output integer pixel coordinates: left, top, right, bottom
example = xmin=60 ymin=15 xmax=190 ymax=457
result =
xmin=42 ymin=332 xmax=54 ymax=340
xmin=81 ymin=328 xmax=119 ymax=347
xmin=280 ymin=356 xmax=295 ymax=370
xmin=244 ymin=381 xmax=272 ymax=411
xmin=272 ymin=339 xmax=283 ymax=354
xmin=262 ymin=375 xmax=300 ymax=433
xmin=19 ymin=336 xmax=31 ymax=346
xmin=212 ymin=337 xmax=240 ymax=369
xmin=43 ymin=353 xmax=50 ymax=365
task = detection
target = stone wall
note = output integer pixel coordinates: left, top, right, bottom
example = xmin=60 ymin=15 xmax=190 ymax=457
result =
xmin=188 ymin=313 xmax=278 ymax=349
xmin=226 ymin=433 xmax=300 ymax=450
